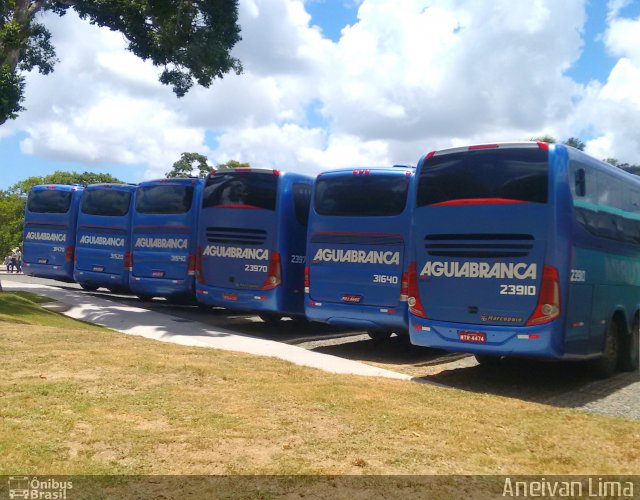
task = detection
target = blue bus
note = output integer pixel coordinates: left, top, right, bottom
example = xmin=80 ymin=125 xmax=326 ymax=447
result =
xmin=129 ymin=178 xmax=204 ymax=301
xmin=22 ymin=184 xmax=83 ymax=282
xmin=305 ymin=166 xmax=415 ymax=340
xmin=74 ymin=183 xmax=136 ymax=292
xmin=195 ymin=168 xmax=313 ymax=321
xmin=409 ymin=142 xmax=639 ymax=376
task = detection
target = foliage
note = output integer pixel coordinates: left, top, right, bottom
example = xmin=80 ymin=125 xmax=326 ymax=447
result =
xmin=166 ymin=152 xmax=212 ymax=178
xmin=564 ymin=137 xmax=586 ymax=151
xmin=0 ymin=191 xmax=24 ymax=258
xmin=0 ymin=0 xmax=242 ymax=125
xmin=8 ymin=170 xmax=124 ymax=196
xmin=217 ymin=159 xmax=250 ymax=170
xmin=529 ymin=135 xmax=557 ymax=144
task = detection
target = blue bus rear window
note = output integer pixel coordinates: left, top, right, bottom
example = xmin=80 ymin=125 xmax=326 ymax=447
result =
xmin=417 ymin=148 xmax=548 ymax=207
xmin=27 ymin=190 xmax=72 ymax=213
xmin=203 ymin=173 xmax=277 ymax=210
xmin=136 ymin=185 xmax=194 ymax=214
xmin=81 ymin=190 xmax=131 ymax=216
xmin=314 ymin=175 xmax=410 ymax=216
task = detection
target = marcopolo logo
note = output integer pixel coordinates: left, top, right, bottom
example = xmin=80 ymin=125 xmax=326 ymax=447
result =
xmin=312 ymin=249 xmax=400 ymax=265
xmin=134 ymin=237 xmax=188 ymax=250
xmin=420 ymin=261 xmax=537 ymax=280
xmin=203 ymin=245 xmax=269 ymax=260
xmin=79 ymin=235 xmax=125 ymax=247
xmin=24 ymin=232 xmax=66 ymax=243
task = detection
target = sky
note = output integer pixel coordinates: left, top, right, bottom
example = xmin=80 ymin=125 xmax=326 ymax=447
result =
xmin=1 ymin=0 xmax=640 ymax=189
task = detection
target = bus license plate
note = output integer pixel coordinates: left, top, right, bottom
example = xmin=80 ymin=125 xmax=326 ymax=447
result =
xmin=458 ymin=331 xmax=486 ymax=343
xmin=38 ymin=258 xmax=48 ymax=264
xmin=152 ymin=271 xmax=165 ymax=278
xmin=223 ymin=293 xmax=238 ymax=301
xmin=93 ymin=265 xmax=104 ymax=272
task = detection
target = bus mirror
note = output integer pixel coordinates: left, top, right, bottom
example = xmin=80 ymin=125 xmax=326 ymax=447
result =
xmin=575 ymin=168 xmax=586 ymax=197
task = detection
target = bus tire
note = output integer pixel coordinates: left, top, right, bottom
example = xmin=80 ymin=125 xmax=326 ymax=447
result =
xmin=137 ymin=294 xmax=154 ymax=302
xmin=80 ymin=284 xmax=99 ymax=291
xmin=474 ymin=354 xmax=502 ymax=366
xmin=259 ymin=313 xmax=282 ymax=324
xmin=619 ymin=317 xmax=639 ymax=372
xmin=367 ymin=329 xmax=393 ymax=341
xmin=591 ymin=319 xmax=620 ymax=378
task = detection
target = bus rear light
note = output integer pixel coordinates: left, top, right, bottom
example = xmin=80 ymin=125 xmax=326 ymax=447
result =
xmin=407 ymin=262 xmax=427 ymax=318
xmin=187 ymin=253 xmax=196 ymax=276
xmin=400 ymin=271 xmax=408 ymax=302
xmin=526 ymin=265 xmax=560 ymax=326
xmin=518 ymin=334 xmax=541 ymax=340
xmin=351 ymin=169 xmax=371 ymax=175
xmin=468 ymin=144 xmax=499 ymax=150
xmin=254 ymin=295 xmax=267 ymax=301
xmin=65 ymin=245 xmax=74 ymax=262
xmin=425 ymin=151 xmax=436 ymax=160
xmin=380 ymin=308 xmax=396 ymax=314
xmin=124 ymin=251 xmax=132 ymax=271
xmin=273 ymin=169 xmax=281 ymax=176
xmin=195 ymin=246 xmax=205 ymax=284
xmin=309 ymin=301 xmax=322 ymax=307
xmin=536 ymin=141 xmax=549 ymax=151
xmin=414 ymin=324 xmax=431 ymax=331
xmin=261 ymin=251 xmax=282 ymax=290
xmin=304 ymin=265 xmax=310 ymax=293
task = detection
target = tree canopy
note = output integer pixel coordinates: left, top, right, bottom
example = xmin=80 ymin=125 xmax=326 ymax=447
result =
xmin=165 ymin=152 xmax=250 ymax=178
xmin=9 ymin=170 xmax=124 ymax=196
xmin=0 ymin=0 xmax=242 ymax=125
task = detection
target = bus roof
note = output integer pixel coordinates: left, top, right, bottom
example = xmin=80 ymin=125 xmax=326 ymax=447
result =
xmin=85 ymin=183 xmax=137 ymax=191
xmin=138 ymin=177 xmax=203 ymax=187
xmin=208 ymin=167 xmax=281 ymax=176
xmin=422 ymin=141 xmax=549 ymax=160
xmin=317 ymin=166 xmax=415 ymax=178
xmin=31 ymin=184 xmax=83 ymax=192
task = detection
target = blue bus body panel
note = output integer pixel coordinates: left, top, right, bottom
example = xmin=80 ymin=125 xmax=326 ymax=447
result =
xmin=22 ymin=185 xmax=83 ymax=281
xmin=74 ymin=184 xmax=136 ymax=290
xmin=196 ymin=171 xmax=312 ymax=316
xmin=129 ymin=178 xmax=203 ymax=298
xmin=305 ymin=168 xmax=414 ymax=332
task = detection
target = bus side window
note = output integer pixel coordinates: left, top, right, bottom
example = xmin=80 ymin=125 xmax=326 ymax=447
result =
xmin=293 ymin=183 xmax=312 ymax=226
xmin=575 ymin=168 xmax=586 ymax=197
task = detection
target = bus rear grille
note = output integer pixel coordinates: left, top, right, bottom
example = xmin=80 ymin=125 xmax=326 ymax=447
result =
xmin=424 ymin=233 xmax=534 ymax=258
xmin=311 ymin=233 xmax=403 ymax=246
xmin=206 ymin=227 xmax=267 ymax=245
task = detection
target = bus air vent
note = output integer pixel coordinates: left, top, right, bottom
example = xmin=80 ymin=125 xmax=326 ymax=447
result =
xmin=206 ymin=227 xmax=267 ymax=245
xmin=424 ymin=233 xmax=534 ymax=258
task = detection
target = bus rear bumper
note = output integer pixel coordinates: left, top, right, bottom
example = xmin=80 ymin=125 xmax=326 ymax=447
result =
xmin=305 ymin=300 xmax=408 ymax=334
xmin=130 ymin=276 xmax=194 ymax=298
xmin=22 ymin=262 xmax=74 ymax=282
xmin=74 ymin=270 xmax=129 ymax=290
xmin=195 ymin=285 xmax=280 ymax=313
xmin=409 ymin=318 xmax=562 ymax=358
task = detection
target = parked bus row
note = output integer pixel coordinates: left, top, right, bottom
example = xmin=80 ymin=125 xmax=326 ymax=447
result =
xmin=22 ymin=143 xmax=640 ymax=377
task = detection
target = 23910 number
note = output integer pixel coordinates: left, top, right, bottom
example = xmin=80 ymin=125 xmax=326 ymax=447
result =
xmin=499 ymin=284 xmax=536 ymax=296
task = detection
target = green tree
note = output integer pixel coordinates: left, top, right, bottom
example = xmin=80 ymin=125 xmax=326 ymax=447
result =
xmin=0 ymin=190 xmax=24 ymax=259
xmin=166 ymin=152 xmax=212 ymax=178
xmin=529 ymin=135 xmax=557 ymax=143
xmin=9 ymin=170 xmax=123 ymax=196
xmin=564 ymin=137 xmax=586 ymax=151
xmin=0 ymin=0 xmax=243 ymax=125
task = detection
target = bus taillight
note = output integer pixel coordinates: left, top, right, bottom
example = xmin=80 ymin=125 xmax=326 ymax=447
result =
xmin=65 ymin=245 xmax=74 ymax=262
xmin=526 ymin=265 xmax=560 ymax=326
xmin=304 ymin=265 xmax=310 ymax=294
xmin=261 ymin=251 xmax=282 ymax=290
xmin=400 ymin=271 xmax=408 ymax=302
xmin=124 ymin=251 xmax=132 ymax=271
xmin=195 ymin=246 xmax=205 ymax=284
xmin=187 ymin=253 xmax=196 ymax=276
xmin=407 ymin=262 xmax=427 ymax=318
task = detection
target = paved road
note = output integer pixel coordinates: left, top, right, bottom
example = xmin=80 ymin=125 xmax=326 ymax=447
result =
xmin=2 ymin=272 xmax=639 ymax=420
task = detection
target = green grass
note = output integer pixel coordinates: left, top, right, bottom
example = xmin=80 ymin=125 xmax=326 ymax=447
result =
xmin=0 ymin=291 xmax=104 ymax=330
xmin=0 ymin=292 xmax=639 ymax=480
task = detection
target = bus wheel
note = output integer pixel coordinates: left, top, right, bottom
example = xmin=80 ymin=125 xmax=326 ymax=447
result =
xmin=80 ymin=284 xmax=99 ymax=291
xmin=592 ymin=320 xmax=620 ymax=378
xmin=619 ymin=318 xmax=639 ymax=372
xmin=367 ymin=329 xmax=393 ymax=341
xmin=137 ymin=294 xmax=154 ymax=302
xmin=474 ymin=354 xmax=502 ymax=366
xmin=259 ymin=313 xmax=282 ymax=324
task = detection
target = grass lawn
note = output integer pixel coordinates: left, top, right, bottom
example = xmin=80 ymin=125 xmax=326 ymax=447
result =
xmin=1 ymin=291 xmax=639 ymax=479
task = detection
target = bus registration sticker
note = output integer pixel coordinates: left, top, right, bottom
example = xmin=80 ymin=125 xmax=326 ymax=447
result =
xmin=458 ymin=331 xmax=486 ymax=343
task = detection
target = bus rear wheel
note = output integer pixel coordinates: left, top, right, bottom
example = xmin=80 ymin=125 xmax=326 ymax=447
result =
xmin=592 ymin=320 xmax=620 ymax=378
xmin=619 ymin=318 xmax=639 ymax=372
xmin=367 ymin=329 xmax=393 ymax=341
xmin=259 ymin=313 xmax=282 ymax=324
xmin=80 ymin=284 xmax=99 ymax=291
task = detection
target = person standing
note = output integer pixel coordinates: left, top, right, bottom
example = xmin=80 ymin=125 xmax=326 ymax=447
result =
xmin=14 ymin=248 xmax=22 ymax=273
